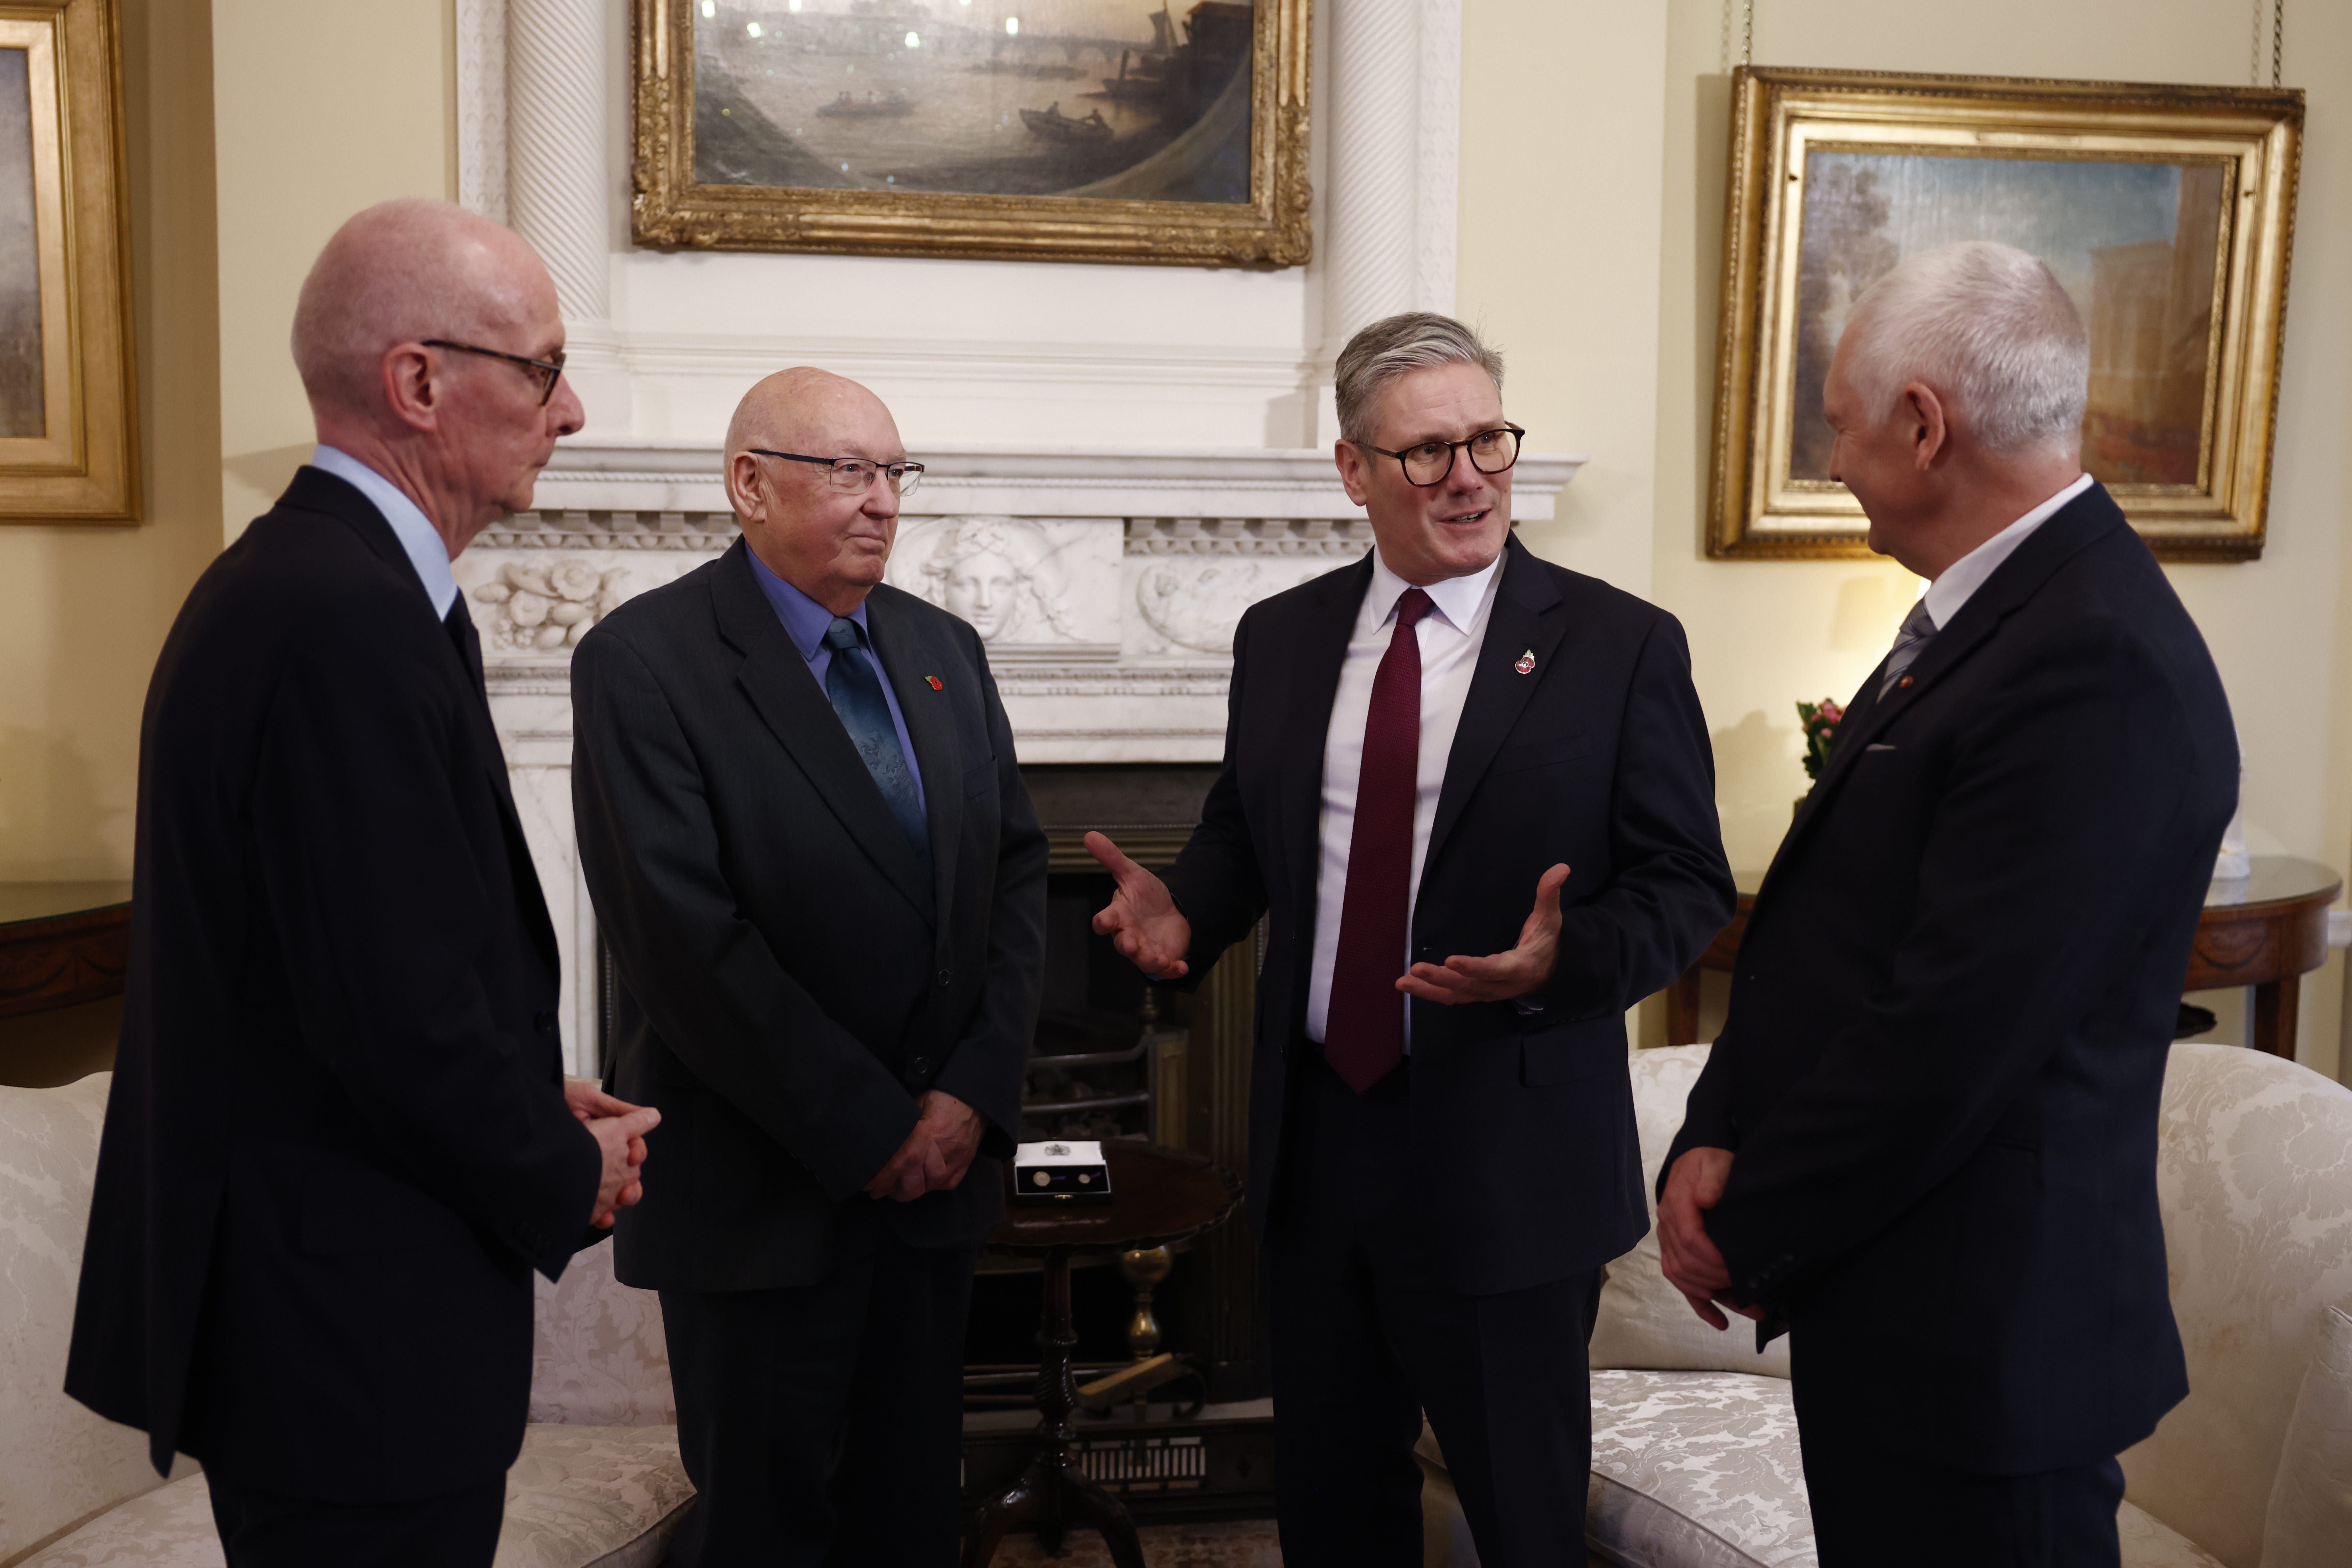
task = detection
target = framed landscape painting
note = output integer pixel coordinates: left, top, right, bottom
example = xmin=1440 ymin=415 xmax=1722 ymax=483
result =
xmin=1 ymin=0 xmax=136 ymax=524
xmin=1708 ymin=68 xmax=2302 ymax=561
xmin=631 ymin=0 xmax=1310 ymax=267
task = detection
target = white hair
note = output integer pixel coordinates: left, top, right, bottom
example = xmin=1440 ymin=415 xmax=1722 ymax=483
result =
xmin=1839 ymin=241 xmax=2089 ymax=453
xmin=1334 ymin=312 xmax=1505 ymax=444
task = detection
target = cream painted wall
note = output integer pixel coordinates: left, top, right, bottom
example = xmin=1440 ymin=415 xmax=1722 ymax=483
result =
xmin=1463 ymin=0 xmax=2352 ymax=1081
xmin=211 ymin=0 xmax=455 ymax=538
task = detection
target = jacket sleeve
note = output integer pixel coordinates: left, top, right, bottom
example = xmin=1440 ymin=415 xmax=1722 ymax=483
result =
xmin=1160 ymin=607 xmax=1271 ymax=983
xmin=251 ymin=619 xmax=600 ymax=1280
xmin=571 ymin=627 xmax=920 ymax=1201
xmin=1702 ymin=617 xmax=2220 ymax=1307
xmin=1541 ymin=612 xmax=1736 ymax=1021
xmin=928 ymin=635 xmax=1049 ymax=1155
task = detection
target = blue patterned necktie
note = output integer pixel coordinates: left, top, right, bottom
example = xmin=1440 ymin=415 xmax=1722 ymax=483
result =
xmin=1879 ymin=598 xmax=1938 ymax=698
xmin=822 ymin=617 xmax=929 ymax=865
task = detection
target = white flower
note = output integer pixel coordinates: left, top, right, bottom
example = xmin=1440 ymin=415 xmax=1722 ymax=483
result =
xmin=549 ymin=559 xmax=601 ymax=601
xmin=507 ymin=589 xmax=552 ymax=628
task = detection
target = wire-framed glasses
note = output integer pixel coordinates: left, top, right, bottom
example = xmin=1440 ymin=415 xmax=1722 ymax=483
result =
xmin=748 ymin=449 xmax=926 ymax=497
xmin=1356 ymin=424 xmax=1524 ymax=487
xmin=420 ymin=339 xmax=567 ymax=406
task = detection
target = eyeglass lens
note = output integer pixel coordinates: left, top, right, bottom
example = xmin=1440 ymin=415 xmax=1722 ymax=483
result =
xmin=827 ymin=461 xmax=922 ymax=497
xmin=1402 ymin=428 xmax=1520 ymax=486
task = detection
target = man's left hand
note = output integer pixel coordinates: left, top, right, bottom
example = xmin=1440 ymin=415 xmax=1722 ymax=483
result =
xmin=864 ymin=1090 xmax=986 ymax=1204
xmin=1397 ymin=864 xmax=1570 ymax=1005
xmin=565 ymin=1079 xmax=654 ymax=1227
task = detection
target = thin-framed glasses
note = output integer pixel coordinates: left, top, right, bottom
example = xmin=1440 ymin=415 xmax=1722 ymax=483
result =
xmin=1356 ymin=424 xmax=1524 ymax=488
xmin=748 ymin=448 xmax=926 ymax=497
xmin=420 ymin=339 xmax=567 ymax=406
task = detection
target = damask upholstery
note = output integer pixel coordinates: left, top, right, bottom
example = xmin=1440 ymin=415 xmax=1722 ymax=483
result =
xmin=2258 ymin=1302 xmax=2352 ymax=1568
xmin=530 ymin=1234 xmax=675 ymax=1429
xmin=2120 ymin=1043 xmax=2352 ymax=1568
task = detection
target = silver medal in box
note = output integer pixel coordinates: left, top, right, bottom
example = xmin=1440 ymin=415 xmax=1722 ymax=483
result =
xmin=1013 ymin=1140 xmax=1113 ymax=1205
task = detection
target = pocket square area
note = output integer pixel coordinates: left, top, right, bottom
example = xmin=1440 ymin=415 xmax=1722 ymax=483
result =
xmin=1865 ymin=743 xmax=1898 ymax=752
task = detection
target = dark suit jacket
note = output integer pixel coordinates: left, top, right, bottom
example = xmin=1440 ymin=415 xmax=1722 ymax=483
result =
xmin=64 ymin=467 xmax=602 ymax=1498
xmin=1667 ymin=483 xmax=2235 ymax=1473
xmin=571 ymin=539 xmax=1047 ymax=1293
xmin=1160 ymin=535 xmax=1734 ymax=1293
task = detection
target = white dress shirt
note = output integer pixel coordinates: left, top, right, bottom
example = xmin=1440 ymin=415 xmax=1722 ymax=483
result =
xmin=309 ymin=444 xmax=458 ymax=617
xmin=1304 ymin=549 xmax=1505 ymax=1047
xmin=1919 ymin=471 xmax=2093 ymax=631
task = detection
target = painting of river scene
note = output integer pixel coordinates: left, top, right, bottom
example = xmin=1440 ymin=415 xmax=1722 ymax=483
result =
xmin=0 ymin=45 xmax=43 ymax=440
xmin=692 ymin=0 xmax=1255 ymax=202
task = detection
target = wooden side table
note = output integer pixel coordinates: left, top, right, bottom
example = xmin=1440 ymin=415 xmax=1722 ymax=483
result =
xmin=0 ymin=882 xmax=133 ymax=1018
xmin=1665 ymin=857 xmax=2341 ymax=1060
xmin=962 ymin=1142 xmax=1240 ymax=1568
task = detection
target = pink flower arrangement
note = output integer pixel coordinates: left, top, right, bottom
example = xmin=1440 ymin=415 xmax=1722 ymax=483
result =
xmin=1796 ymin=698 xmax=1845 ymax=782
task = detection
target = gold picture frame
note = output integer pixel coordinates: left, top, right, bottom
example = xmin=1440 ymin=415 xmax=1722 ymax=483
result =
xmin=629 ymin=0 xmax=1310 ymax=269
xmin=0 ymin=0 xmax=135 ymax=524
xmin=1707 ymin=67 xmax=2301 ymax=562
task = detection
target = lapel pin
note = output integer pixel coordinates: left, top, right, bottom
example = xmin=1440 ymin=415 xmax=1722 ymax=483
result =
xmin=1897 ymin=675 xmax=1914 ymax=689
xmin=1514 ymin=650 xmax=1536 ymax=675
xmin=926 ymin=675 xmax=944 ymax=690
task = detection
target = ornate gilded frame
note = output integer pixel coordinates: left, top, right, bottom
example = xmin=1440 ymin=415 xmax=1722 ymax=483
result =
xmin=0 ymin=0 xmax=136 ymax=524
xmin=1708 ymin=68 xmax=2301 ymax=562
xmin=629 ymin=0 xmax=1311 ymax=268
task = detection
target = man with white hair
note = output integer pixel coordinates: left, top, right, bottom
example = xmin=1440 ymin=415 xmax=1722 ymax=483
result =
xmin=66 ymin=199 xmax=659 ymax=1566
xmin=1658 ymin=241 xmax=2237 ymax=1563
xmin=1090 ymin=312 xmax=1734 ymax=1563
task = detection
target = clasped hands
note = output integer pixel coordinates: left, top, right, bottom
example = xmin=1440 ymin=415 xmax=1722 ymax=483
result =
xmin=865 ymin=1089 xmax=986 ymax=1204
xmin=564 ymin=1080 xmax=661 ymax=1230
xmin=1658 ymin=1145 xmax=1766 ymax=1330
xmin=1083 ymin=831 xmax=1573 ymax=1006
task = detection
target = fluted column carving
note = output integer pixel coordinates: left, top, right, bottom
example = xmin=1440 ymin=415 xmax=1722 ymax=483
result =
xmin=506 ymin=0 xmax=609 ymax=326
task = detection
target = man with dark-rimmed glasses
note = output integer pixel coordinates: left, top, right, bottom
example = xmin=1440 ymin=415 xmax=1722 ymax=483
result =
xmin=570 ymin=366 xmax=1045 ymax=1567
xmin=1087 ymin=312 xmax=1733 ymax=1564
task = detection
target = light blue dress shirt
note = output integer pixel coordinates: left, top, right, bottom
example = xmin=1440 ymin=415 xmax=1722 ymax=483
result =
xmin=309 ymin=445 xmax=458 ymax=617
xmin=746 ymin=550 xmax=927 ymax=818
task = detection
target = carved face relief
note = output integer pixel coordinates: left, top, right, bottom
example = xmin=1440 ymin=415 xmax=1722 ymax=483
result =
xmin=941 ymin=548 xmax=1024 ymax=641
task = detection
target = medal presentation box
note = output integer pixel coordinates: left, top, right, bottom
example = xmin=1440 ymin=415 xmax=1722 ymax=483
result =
xmin=1013 ymin=1140 xmax=1114 ymax=1205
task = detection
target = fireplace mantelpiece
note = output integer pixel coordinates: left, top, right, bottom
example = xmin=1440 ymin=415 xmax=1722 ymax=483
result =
xmin=468 ymin=439 xmax=1582 ymax=1070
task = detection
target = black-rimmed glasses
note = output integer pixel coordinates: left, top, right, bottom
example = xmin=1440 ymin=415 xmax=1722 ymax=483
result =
xmin=421 ymin=339 xmax=567 ymax=406
xmin=749 ymin=448 xmax=926 ymax=497
xmin=1356 ymin=424 xmax=1524 ymax=488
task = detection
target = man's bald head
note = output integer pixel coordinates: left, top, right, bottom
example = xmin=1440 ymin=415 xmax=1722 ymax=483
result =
xmin=723 ymin=368 xmax=908 ymax=616
xmin=292 ymin=199 xmax=556 ymax=422
xmin=723 ymin=368 xmax=899 ymax=470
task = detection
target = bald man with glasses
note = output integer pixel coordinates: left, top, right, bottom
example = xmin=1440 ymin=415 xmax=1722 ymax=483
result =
xmin=570 ymin=368 xmax=1046 ymax=1567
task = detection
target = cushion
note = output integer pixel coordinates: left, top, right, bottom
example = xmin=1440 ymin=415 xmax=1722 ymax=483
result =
xmin=1590 ymin=1046 xmax=1791 ymax=1379
xmin=2260 ymin=1300 xmax=2352 ymax=1568
xmin=0 ymin=1073 xmax=181 ymax=1563
xmin=531 ymin=1236 xmax=674 ymax=1427
xmin=16 ymin=1426 xmax=693 ymax=1568
xmin=2121 ymin=1045 xmax=2352 ymax=1568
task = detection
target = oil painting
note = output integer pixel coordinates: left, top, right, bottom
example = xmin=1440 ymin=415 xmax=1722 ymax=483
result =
xmin=0 ymin=45 xmax=42 ymax=441
xmin=1707 ymin=68 xmax=2301 ymax=561
xmin=632 ymin=0 xmax=1310 ymax=266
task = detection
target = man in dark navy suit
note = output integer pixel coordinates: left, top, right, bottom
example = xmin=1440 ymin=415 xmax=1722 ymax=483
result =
xmin=1659 ymin=242 xmax=2237 ymax=1566
xmin=66 ymin=200 xmax=660 ymax=1567
xmin=1089 ymin=313 xmax=1735 ymax=1565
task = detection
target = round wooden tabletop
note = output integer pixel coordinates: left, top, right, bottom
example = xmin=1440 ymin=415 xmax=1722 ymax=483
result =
xmin=987 ymin=1142 xmax=1239 ymax=1257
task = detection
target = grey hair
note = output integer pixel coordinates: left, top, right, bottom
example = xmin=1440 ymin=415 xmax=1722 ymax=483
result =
xmin=1334 ymin=312 xmax=1505 ymax=443
xmin=1839 ymin=241 xmax=2089 ymax=453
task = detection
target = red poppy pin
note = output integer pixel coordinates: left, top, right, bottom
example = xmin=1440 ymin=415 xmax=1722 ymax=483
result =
xmin=926 ymin=676 xmax=944 ymax=691
xmin=1514 ymin=650 xmax=1536 ymax=675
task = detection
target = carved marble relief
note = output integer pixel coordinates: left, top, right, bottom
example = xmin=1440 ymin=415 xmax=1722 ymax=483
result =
xmin=883 ymin=517 xmax=1121 ymax=660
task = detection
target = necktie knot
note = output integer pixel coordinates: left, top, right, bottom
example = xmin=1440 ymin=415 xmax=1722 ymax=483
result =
xmin=1394 ymin=586 xmax=1434 ymax=631
xmin=823 ymin=616 xmax=863 ymax=653
xmin=1894 ymin=599 xmax=1936 ymax=645
xmin=1879 ymin=597 xmax=1939 ymax=698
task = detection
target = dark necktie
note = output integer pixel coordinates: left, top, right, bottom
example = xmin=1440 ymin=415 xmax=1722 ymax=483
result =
xmin=444 ymin=595 xmax=487 ymax=701
xmin=1324 ymin=587 xmax=1433 ymax=1094
xmin=822 ymin=617 xmax=929 ymax=865
xmin=1879 ymin=597 xmax=1937 ymax=698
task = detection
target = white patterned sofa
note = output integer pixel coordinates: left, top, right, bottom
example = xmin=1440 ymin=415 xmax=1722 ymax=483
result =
xmin=0 ymin=1073 xmax=695 ymax=1567
xmin=1419 ymin=1042 xmax=2352 ymax=1568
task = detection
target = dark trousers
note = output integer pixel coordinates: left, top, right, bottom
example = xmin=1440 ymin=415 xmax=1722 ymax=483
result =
xmin=1265 ymin=1050 xmax=1602 ymax=1568
xmin=1797 ymin=1401 xmax=2125 ymax=1567
xmin=660 ymin=1238 xmax=977 ymax=1568
xmin=206 ymin=1473 xmax=505 ymax=1567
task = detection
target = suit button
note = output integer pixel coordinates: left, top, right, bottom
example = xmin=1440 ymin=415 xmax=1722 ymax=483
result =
xmin=909 ymin=1057 xmax=930 ymax=1075
xmin=936 ymin=969 xmax=952 ymax=988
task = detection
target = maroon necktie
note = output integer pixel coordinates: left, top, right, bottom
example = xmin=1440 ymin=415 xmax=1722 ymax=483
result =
xmin=1324 ymin=587 xmax=1432 ymax=1093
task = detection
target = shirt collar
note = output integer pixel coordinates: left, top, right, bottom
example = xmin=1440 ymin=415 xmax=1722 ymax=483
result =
xmin=1366 ymin=545 xmax=1505 ymax=634
xmin=309 ymin=445 xmax=458 ymax=617
xmin=1920 ymin=472 xmax=2094 ymax=631
xmin=746 ymin=547 xmax=866 ymax=661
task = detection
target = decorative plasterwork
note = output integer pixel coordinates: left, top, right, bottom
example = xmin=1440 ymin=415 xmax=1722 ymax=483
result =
xmin=454 ymin=0 xmax=507 ymax=222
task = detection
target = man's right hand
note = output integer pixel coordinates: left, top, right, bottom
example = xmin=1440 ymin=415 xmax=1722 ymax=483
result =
xmin=1659 ymin=1145 xmax=1742 ymax=1330
xmin=1085 ymin=831 xmax=1192 ymax=980
xmin=584 ymin=1102 xmax=661 ymax=1228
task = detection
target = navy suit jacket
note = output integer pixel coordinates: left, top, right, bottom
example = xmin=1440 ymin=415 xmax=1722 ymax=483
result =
xmin=1162 ymin=535 xmax=1735 ymax=1293
xmin=66 ymin=468 xmax=601 ymax=1498
xmin=1667 ymin=483 xmax=2236 ymax=1472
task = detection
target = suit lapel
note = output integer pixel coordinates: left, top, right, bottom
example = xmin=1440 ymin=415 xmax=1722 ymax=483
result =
xmin=296 ymin=466 xmax=563 ymax=974
xmin=1426 ymin=537 xmax=1565 ymax=866
xmin=1279 ymin=555 xmax=1375 ymax=911
xmin=710 ymin=543 xmax=936 ymax=921
xmin=865 ymin=587 xmax=963 ymax=921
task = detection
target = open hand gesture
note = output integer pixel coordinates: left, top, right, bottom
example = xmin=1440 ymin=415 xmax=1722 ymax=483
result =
xmin=1397 ymin=863 xmax=1570 ymax=1005
xmin=1085 ymin=831 xmax=1193 ymax=980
